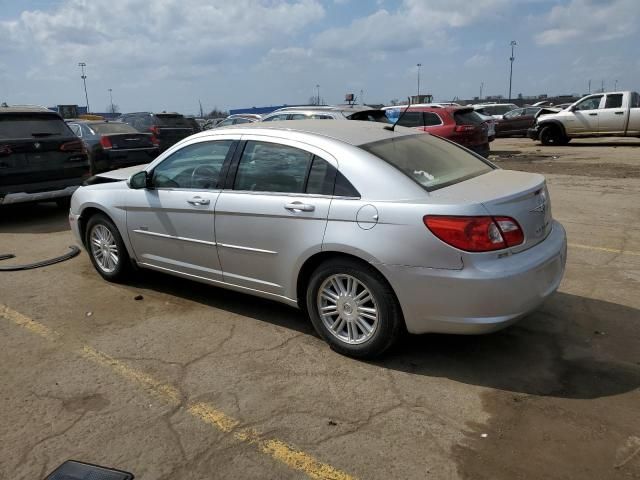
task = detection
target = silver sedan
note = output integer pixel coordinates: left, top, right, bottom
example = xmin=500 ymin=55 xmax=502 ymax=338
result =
xmin=69 ymin=121 xmax=567 ymax=358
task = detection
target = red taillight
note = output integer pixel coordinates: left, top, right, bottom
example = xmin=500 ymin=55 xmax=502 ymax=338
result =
xmin=0 ymin=144 xmax=12 ymax=155
xmin=99 ymin=136 xmax=113 ymax=149
xmin=149 ymin=126 xmax=160 ymax=136
xmin=150 ymin=135 xmax=160 ymax=146
xmin=454 ymin=125 xmax=476 ymax=133
xmin=423 ymin=215 xmax=524 ymax=252
xmin=59 ymin=140 xmax=85 ymax=152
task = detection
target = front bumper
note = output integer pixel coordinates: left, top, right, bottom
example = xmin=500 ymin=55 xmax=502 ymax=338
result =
xmin=0 ymin=185 xmax=79 ymax=205
xmin=69 ymin=211 xmax=83 ymax=247
xmin=379 ymin=221 xmax=567 ymax=334
xmin=527 ymin=127 xmax=540 ymax=140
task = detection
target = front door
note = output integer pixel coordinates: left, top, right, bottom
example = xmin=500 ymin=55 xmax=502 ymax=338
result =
xmin=126 ymin=138 xmax=237 ymax=281
xmin=568 ymin=95 xmax=603 ymax=135
xmin=215 ymin=138 xmax=336 ymax=298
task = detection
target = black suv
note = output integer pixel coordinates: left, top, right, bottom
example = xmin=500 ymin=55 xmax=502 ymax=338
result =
xmin=117 ymin=112 xmax=198 ymax=153
xmin=0 ymin=105 xmax=90 ymax=206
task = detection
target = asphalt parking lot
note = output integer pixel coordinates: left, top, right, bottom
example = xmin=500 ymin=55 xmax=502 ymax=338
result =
xmin=1 ymin=137 xmax=639 ymax=480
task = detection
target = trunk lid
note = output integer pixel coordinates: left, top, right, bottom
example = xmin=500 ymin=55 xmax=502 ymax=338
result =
xmin=106 ymin=133 xmax=155 ymax=150
xmin=430 ymin=169 xmax=552 ymax=252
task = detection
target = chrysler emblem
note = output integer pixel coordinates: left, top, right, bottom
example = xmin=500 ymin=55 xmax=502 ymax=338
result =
xmin=531 ymin=202 xmax=546 ymax=214
xmin=34 ymin=142 xmax=41 ymax=149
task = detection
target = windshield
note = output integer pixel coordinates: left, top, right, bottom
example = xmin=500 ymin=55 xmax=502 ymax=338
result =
xmin=90 ymin=122 xmax=139 ymax=134
xmin=0 ymin=114 xmax=72 ymax=139
xmin=360 ymin=134 xmax=493 ymax=191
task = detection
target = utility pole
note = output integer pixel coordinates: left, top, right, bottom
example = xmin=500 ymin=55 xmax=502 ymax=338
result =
xmin=316 ymin=84 xmax=320 ymax=105
xmin=480 ymin=81 xmax=484 ymax=100
xmin=614 ymin=79 xmax=618 ymax=91
xmin=588 ymin=79 xmax=591 ymax=94
xmin=601 ymin=79 xmax=604 ymax=93
xmin=108 ymin=88 xmax=114 ymax=114
xmin=360 ymin=89 xmax=364 ymax=105
xmin=508 ymin=41 xmax=517 ymax=101
xmin=198 ymin=99 xmax=204 ymax=118
xmin=78 ymin=62 xmax=90 ymax=113
xmin=417 ymin=63 xmax=422 ymax=97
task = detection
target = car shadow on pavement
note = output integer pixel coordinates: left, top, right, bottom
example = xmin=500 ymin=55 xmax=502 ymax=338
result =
xmin=0 ymin=202 xmax=70 ymax=234
xmin=378 ymin=291 xmax=640 ymax=400
xmin=126 ymin=270 xmax=639 ymax=400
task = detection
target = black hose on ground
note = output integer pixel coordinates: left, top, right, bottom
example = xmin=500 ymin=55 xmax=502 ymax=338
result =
xmin=0 ymin=246 xmax=80 ymax=271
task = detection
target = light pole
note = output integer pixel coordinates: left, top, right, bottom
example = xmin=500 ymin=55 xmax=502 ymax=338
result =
xmin=108 ymin=88 xmax=114 ymax=114
xmin=614 ymin=79 xmax=618 ymax=91
xmin=416 ymin=63 xmax=422 ymax=97
xmin=78 ymin=62 xmax=90 ymax=113
xmin=316 ymin=84 xmax=320 ymax=105
xmin=508 ymin=41 xmax=517 ymax=101
xmin=480 ymin=81 xmax=484 ymax=100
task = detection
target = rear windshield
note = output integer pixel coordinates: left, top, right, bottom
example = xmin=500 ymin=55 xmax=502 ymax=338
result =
xmin=90 ymin=122 xmax=138 ymax=134
xmin=360 ymin=134 xmax=493 ymax=192
xmin=346 ymin=110 xmax=390 ymax=123
xmin=454 ymin=110 xmax=483 ymax=125
xmin=0 ymin=114 xmax=72 ymax=139
xmin=155 ymin=114 xmax=191 ymax=127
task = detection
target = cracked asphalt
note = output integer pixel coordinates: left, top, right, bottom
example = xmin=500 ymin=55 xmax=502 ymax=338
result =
xmin=1 ymin=137 xmax=639 ymax=479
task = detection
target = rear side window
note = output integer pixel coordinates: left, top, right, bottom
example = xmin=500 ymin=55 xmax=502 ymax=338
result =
xmin=396 ymin=112 xmax=424 ymax=128
xmin=604 ymin=94 xmax=623 ymax=109
xmin=233 ymin=118 xmax=252 ymax=124
xmin=234 ymin=141 xmax=313 ymax=193
xmin=263 ymin=114 xmax=289 ymax=122
xmin=68 ymin=123 xmax=82 ymax=137
xmin=0 ymin=114 xmax=72 ymax=139
xmin=424 ymin=112 xmax=442 ymax=126
xmin=631 ymin=92 xmax=640 ymax=108
xmin=305 ymin=157 xmax=336 ymax=195
xmin=454 ymin=110 xmax=483 ymax=125
xmin=360 ymin=134 xmax=493 ymax=192
xmin=311 ymin=114 xmax=333 ymax=119
xmin=90 ymin=123 xmax=138 ymax=134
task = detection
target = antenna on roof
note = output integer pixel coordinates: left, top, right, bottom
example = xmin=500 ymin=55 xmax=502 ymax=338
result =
xmin=384 ymin=97 xmax=411 ymax=132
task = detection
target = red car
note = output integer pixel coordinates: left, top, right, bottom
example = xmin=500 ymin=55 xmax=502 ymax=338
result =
xmin=385 ymin=106 xmax=490 ymax=157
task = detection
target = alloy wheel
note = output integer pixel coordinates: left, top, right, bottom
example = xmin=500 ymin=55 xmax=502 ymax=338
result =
xmin=89 ymin=224 xmax=119 ymax=273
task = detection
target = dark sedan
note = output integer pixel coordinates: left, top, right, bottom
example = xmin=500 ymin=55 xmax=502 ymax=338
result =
xmin=494 ymin=107 xmax=544 ymax=137
xmin=66 ymin=120 xmax=159 ymax=174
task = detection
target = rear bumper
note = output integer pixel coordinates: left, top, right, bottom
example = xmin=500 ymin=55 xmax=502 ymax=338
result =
xmin=0 ymin=185 xmax=79 ymax=205
xmin=379 ymin=221 xmax=567 ymax=335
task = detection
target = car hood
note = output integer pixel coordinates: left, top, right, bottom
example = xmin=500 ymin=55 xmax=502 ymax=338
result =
xmin=95 ymin=164 xmax=148 ymax=180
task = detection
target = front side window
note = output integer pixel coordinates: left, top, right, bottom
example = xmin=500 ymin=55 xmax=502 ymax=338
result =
xmin=575 ymin=95 xmax=603 ymax=111
xmin=360 ymin=133 xmax=493 ymax=192
xmin=152 ymin=140 xmax=234 ymax=189
xmin=503 ymin=109 xmax=523 ymax=119
xmin=604 ymin=94 xmax=623 ymax=109
xmin=525 ymin=107 xmax=541 ymax=116
xmin=234 ymin=141 xmax=313 ymax=193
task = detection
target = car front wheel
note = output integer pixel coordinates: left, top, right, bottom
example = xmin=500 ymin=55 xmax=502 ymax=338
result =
xmin=306 ymin=258 xmax=403 ymax=358
xmin=85 ymin=214 xmax=130 ymax=282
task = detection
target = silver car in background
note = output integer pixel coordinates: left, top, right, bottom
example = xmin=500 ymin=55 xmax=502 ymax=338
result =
xmin=69 ymin=121 xmax=567 ymax=358
xmin=260 ymin=105 xmax=389 ymax=123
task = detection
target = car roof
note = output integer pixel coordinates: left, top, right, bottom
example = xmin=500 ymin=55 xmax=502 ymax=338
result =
xmin=200 ymin=119 xmax=417 ymax=146
xmin=0 ymin=104 xmax=58 ymax=114
xmin=271 ymin=105 xmax=379 ymax=114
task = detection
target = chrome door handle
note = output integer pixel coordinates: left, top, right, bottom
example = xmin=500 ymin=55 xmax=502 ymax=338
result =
xmin=588 ymin=113 xmax=597 ymax=116
xmin=187 ymin=196 xmax=210 ymax=206
xmin=285 ymin=202 xmax=315 ymax=212
xmin=614 ymin=111 xmax=624 ymax=115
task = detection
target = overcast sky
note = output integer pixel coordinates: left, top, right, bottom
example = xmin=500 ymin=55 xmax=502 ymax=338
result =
xmin=1 ymin=0 xmax=638 ymax=114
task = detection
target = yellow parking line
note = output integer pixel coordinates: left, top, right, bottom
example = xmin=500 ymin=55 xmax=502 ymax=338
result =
xmin=0 ymin=304 xmax=356 ymax=480
xmin=568 ymin=243 xmax=640 ymax=257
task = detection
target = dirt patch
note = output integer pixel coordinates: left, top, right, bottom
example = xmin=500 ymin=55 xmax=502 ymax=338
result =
xmin=490 ymin=154 xmax=640 ymax=178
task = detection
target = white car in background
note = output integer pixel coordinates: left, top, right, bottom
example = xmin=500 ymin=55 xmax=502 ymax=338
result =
xmin=473 ymin=103 xmax=519 ymax=120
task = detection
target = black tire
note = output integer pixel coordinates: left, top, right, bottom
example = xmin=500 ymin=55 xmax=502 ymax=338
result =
xmin=540 ymin=125 xmax=568 ymax=146
xmin=306 ymin=258 xmax=403 ymax=359
xmin=85 ymin=213 xmax=130 ymax=282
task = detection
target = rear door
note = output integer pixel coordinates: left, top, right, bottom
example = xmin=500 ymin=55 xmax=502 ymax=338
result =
xmin=215 ymin=137 xmax=334 ymax=297
xmin=0 ymin=113 xmax=89 ymax=194
xmin=597 ymin=93 xmax=626 ymax=134
xmin=126 ymin=137 xmax=238 ymax=281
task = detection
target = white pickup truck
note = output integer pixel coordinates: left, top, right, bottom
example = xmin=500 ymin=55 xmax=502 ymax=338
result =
xmin=528 ymin=91 xmax=640 ymax=145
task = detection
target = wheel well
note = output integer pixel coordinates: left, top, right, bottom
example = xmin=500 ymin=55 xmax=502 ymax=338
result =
xmin=539 ymin=121 xmax=566 ymax=137
xmin=78 ymin=207 xmax=110 ymax=246
xmin=296 ymin=251 xmax=401 ymax=315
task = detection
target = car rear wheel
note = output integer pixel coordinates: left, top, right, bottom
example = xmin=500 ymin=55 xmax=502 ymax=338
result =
xmin=85 ymin=214 xmax=130 ymax=282
xmin=306 ymin=258 xmax=403 ymax=358
xmin=540 ymin=125 xmax=568 ymax=146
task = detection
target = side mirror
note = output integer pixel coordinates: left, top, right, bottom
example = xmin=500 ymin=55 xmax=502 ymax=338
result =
xmin=129 ymin=171 xmax=150 ymax=189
